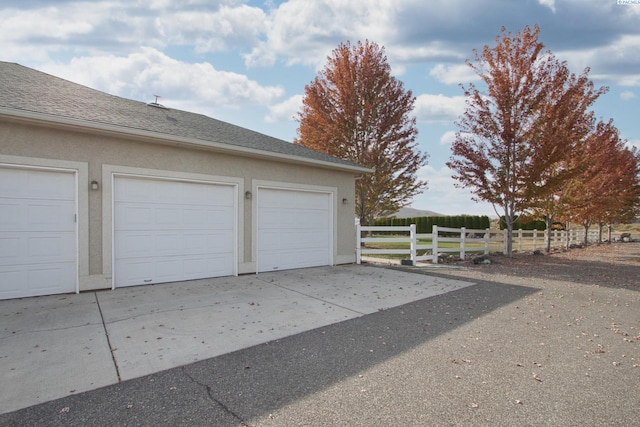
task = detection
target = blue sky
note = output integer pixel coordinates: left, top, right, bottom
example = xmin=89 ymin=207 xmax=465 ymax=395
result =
xmin=1 ymin=0 xmax=638 ymax=216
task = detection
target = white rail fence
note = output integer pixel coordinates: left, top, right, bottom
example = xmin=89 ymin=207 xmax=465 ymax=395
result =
xmin=356 ymin=224 xmax=600 ymax=265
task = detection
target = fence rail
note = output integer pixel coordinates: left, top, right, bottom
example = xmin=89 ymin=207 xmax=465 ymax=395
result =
xmin=356 ymin=224 xmax=600 ymax=265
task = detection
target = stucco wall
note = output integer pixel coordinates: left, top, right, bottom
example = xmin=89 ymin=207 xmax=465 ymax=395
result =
xmin=0 ymin=119 xmax=357 ymax=291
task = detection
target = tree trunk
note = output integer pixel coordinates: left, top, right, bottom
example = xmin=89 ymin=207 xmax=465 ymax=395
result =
xmin=583 ymin=222 xmax=590 ymax=246
xmin=597 ymin=223 xmax=604 ymax=244
xmin=504 ymin=204 xmax=514 ymax=257
xmin=545 ymin=214 xmax=553 ymax=253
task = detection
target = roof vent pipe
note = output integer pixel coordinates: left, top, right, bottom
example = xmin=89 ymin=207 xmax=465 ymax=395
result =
xmin=146 ymin=94 xmax=169 ymax=110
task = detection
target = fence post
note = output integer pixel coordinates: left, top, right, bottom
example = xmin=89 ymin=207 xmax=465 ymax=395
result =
xmin=532 ymin=229 xmax=537 ymax=251
xmin=356 ymin=223 xmax=362 ymax=264
xmin=484 ymin=228 xmax=490 ymax=255
xmin=432 ymin=225 xmax=439 ymax=264
xmin=517 ymin=229 xmax=522 ymax=252
xmin=410 ymin=224 xmax=417 ymax=266
xmin=460 ymin=227 xmax=466 ymax=260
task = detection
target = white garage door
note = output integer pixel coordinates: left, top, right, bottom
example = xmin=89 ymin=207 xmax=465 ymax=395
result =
xmin=114 ymin=176 xmax=236 ymax=287
xmin=257 ymin=188 xmax=332 ymax=272
xmin=0 ymin=166 xmax=77 ymax=300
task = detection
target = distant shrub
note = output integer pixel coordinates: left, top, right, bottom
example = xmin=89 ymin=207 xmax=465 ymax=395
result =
xmin=374 ymin=215 xmax=491 ymax=233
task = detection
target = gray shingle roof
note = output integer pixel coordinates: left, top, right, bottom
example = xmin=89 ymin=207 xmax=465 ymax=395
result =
xmin=0 ymin=61 xmax=368 ymax=171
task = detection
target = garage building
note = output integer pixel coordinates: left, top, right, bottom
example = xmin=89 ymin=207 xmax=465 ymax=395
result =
xmin=0 ymin=62 xmax=370 ymax=300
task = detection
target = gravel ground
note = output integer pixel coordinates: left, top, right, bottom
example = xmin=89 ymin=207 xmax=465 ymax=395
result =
xmin=434 ymin=241 xmax=640 ymax=290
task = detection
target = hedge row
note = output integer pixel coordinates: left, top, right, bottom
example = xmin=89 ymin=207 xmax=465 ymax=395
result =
xmin=373 ymin=215 xmax=491 ymax=234
xmin=497 ymin=217 xmax=547 ymax=230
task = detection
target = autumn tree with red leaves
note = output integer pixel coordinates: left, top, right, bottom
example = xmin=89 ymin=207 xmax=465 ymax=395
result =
xmin=447 ymin=25 xmax=607 ymax=256
xmin=524 ymin=67 xmax=605 ymax=252
xmin=295 ymin=40 xmax=428 ymax=225
xmin=560 ymin=120 xmax=640 ymax=244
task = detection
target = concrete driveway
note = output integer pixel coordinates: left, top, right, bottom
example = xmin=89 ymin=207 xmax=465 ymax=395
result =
xmin=0 ymin=264 xmax=474 ymax=414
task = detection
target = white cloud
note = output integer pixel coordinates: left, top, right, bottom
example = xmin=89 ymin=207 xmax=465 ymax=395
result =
xmin=0 ymin=6 xmax=94 ymax=41
xmin=439 ymin=131 xmax=456 ymax=145
xmin=0 ymin=1 xmax=266 ymax=64
xmin=414 ymin=94 xmax=466 ymax=124
xmin=265 ymin=94 xmax=303 ymax=123
xmin=40 ymin=47 xmax=284 ymax=109
xmin=161 ymin=4 xmax=266 ymax=52
xmin=429 ymin=63 xmax=480 ymax=85
xmin=244 ymin=0 xmax=398 ymax=68
xmin=621 ymin=91 xmax=636 ymax=100
xmin=391 ymin=45 xmax=467 ymax=64
xmin=538 ymin=0 xmax=556 ymax=13
xmin=559 ymin=34 xmax=640 ymax=87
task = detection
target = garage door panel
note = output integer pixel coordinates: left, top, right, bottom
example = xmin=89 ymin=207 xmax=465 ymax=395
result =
xmin=156 ymin=207 xmax=181 ymax=225
xmin=155 ymin=232 xmax=183 ymax=254
xmin=204 ymin=185 xmax=234 ymax=204
xmin=258 ymin=248 xmax=328 ymax=271
xmin=259 ymin=190 xmax=328 ymax=210
xmin=0 ymin=168 xmax=74 ymax=201
xmin=259 ymin=209 xmax=326 ymax=229
xmin=154 ymin=258 xmax=184 ymax=281
xmin=182 ymin=208 xmax=205 ymax=226
xmin=115 ymin=259 xmax=159 ymax=286
xmin=115 ymin=232 xmax=156 ymax=257
xmin=115 ymin=205 xmax=154 ymax=229
xmin=114 ymin=177 xmax=236 ymax=287
xmin=27 ymin=171 xmax=74 ymax=199
xmin=291 ymin=233 xmax=329 ymax=251
xmin=29 ymin=263 xmax=76 ymax=292
xmin=116 ymin=205 xmax=234 ymax=231
xmin=206 ymin=207 xmax=235 ymax=227
xmin=0 ymin=235 xmax=20 ymax=262
xmin=115 ymin=253 xmax=234 ymax=287
xmin=0 ymin=167 xmax=77 ymax=299
xmin=115 ymin=231 xmax=234 ymax=259
xmin=182 ymin=233 xmax=208 ymax=253
xmin=207 ymin=231 xmax=234 ymax=251
xmin=28 ymin=234 xmax=75 ymax=260
xmin=27 ymin=202 xmax=74 ymax=228
xmin=0 ymin=202 xmax=20 ymax=229
xmin=300 ymin=212 xmax=330 ymax=228
xmin=0 ymin=200 xmax=74 ymax=232
xmin=258 ymin=229 xmax=329 ymax=251
xmin=115 ymin=178 xmax=155 ymax=202
xmin=115 ymin=232 xmax=184 ymax=257
xmin=257 ymin=189 xmax=332 ymax=272
xmin=0 ymin=268 xmax=22 ymax=297
xmin=0 ymin=262 xmax=76 ymax=299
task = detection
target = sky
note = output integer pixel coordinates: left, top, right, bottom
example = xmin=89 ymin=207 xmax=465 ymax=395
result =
xmin=1 ymin=0 xmax=638 ymax=217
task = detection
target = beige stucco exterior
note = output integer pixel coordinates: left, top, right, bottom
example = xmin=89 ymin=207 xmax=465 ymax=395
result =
xmin=0 ymin=115 xmax=362 ymax=292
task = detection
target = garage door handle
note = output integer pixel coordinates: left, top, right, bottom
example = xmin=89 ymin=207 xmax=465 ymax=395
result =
xmin=144 ymin=279 xmax=152 ymax=283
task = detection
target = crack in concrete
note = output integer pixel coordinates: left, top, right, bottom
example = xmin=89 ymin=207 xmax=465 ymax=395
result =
xmin=95 ymin=292 xmax=122 ymax=383
xmin=0 ymin=321 xmax=104 ymax=339
xmin=182 ymin=366 xmax=252 ymax=427
xmin=101 ymin=301 xmax=244 ymax=325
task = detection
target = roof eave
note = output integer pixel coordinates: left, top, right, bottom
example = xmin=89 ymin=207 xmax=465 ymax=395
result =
xmin=0 ymin=107 xmax=373 ymax=174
